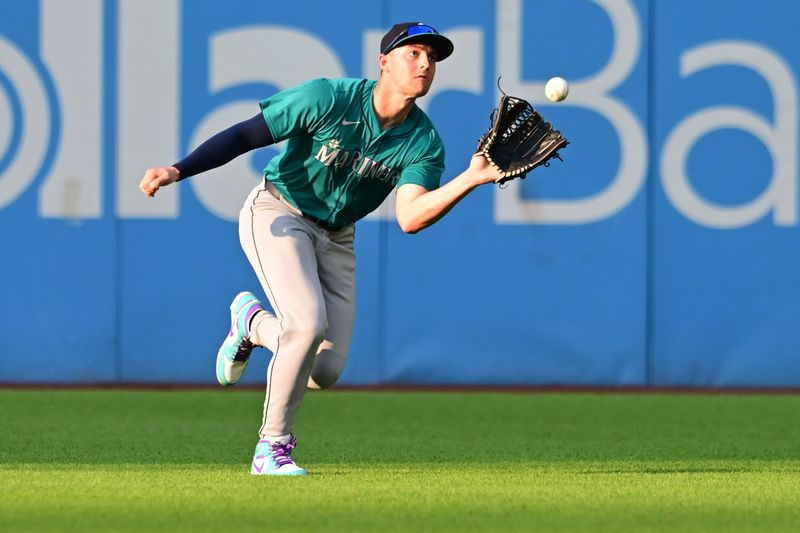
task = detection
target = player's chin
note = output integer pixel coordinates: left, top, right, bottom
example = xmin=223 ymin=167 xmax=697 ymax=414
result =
xmin=411 ymin=78 xmax=433 ymax=98
xmin=413 ymin=82 xmax=433 ymax=97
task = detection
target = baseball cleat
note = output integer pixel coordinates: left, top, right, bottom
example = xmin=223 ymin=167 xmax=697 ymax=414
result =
xmin=250 ymin=435 xmax=308 ymax=476
xmin=216 ymin=291 xmax=264 ymax=386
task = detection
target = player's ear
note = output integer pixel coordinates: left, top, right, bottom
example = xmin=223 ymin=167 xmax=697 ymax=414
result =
xmin=378 ymin=53 xmax=389 ymax=73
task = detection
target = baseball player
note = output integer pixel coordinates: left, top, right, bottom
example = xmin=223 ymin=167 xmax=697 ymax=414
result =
xmin=139 ymin=22 xmax=500 ymax=476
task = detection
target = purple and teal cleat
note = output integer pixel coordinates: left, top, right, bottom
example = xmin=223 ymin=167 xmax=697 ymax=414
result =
xmin=250 ymin=435 xmax=308 ymax=476
xmin=216 ymin=291 xmax=264 ymax=386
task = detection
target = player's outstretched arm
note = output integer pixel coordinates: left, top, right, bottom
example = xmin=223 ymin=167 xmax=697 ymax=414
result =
xmin=395 ymin=154 xmax=500 ymax=234
xmin=140 ymin=166 xmax=180 ymax=197
xmin=139 ymin=114 xmax=274 ymax=199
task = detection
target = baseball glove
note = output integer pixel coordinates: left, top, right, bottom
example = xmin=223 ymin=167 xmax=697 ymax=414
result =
xmin=475 ymin=94 xmax=569 ymax=185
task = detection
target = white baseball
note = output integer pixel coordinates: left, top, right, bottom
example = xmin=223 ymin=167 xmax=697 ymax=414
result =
xmin=545 ymin=77 xmax=569 ymax=102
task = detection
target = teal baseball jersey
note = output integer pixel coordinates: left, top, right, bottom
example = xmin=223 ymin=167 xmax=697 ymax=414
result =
xmin=259 ymin=78 xmax=445 ymax=229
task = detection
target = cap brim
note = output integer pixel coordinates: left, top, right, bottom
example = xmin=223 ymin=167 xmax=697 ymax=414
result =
xmin=390 ymin=34 xmax=454 ymax=61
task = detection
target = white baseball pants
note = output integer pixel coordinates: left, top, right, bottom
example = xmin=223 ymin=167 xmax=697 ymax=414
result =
xmin=238 ymin=182 xmax=356 ymax=438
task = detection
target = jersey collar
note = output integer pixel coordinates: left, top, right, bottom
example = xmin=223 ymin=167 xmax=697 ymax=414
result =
xmin=362 ymin=80 xmax=422 ymax=138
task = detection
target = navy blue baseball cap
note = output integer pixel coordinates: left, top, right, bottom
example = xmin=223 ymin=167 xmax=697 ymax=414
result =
xmin=380 ymin=22 xmax=454 ymax=61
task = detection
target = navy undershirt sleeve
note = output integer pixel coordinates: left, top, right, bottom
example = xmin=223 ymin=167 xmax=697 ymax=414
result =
xmin=173 ymin=114 xmax=274 ymax=180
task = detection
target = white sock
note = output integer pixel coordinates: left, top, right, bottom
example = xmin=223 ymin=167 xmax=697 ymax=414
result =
xmin=261 ymin=434 xmax=292 ymax=445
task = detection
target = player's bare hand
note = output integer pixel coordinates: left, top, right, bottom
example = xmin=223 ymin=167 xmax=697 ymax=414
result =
xmin=467 ymin=154 xmax=501 ymax=185
xmin=139 ymin=166 xmax=180 ymax=197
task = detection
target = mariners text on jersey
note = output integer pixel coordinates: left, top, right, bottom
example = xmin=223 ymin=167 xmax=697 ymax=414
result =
xmin=315 ymin=138 xmax=401 ymax=186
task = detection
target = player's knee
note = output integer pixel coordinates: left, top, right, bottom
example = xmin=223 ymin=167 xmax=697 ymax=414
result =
xmin=308 ymin=349 xmax=346 ymax=390
xmin=308 ymin=364 xmax=342 ymax=390
xmin=308 ymin=372 xmax=339 ymax=390
xmin=283 ymin=317 xmax=327 ymax=347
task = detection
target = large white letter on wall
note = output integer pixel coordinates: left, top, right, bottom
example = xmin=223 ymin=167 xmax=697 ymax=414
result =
xmin=39 ymin=0 xmax=103 ymax=220
xmin=661 ymin=41 xmax=797 ymax=229
xmin=495 ymin=0 xmax=647 ymax=225
xmin=117 ymin=0 xmax=180 ymax=218
xmin=0 ymin=38 xmax=50 ymax=209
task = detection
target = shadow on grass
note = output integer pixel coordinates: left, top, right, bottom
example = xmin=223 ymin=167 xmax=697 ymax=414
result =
xmin=577 ymin=464 xmax=800 ymax=475
xmin=1 ymin=389 xmax=799 ymax=468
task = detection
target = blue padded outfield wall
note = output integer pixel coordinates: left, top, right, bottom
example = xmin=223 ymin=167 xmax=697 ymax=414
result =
xmin=1 ymin=0 xmax=799 ymax=387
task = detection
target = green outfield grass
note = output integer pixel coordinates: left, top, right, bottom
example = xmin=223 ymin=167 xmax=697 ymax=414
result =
xmin=1 ymin=389 xmax=799 ymax=532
